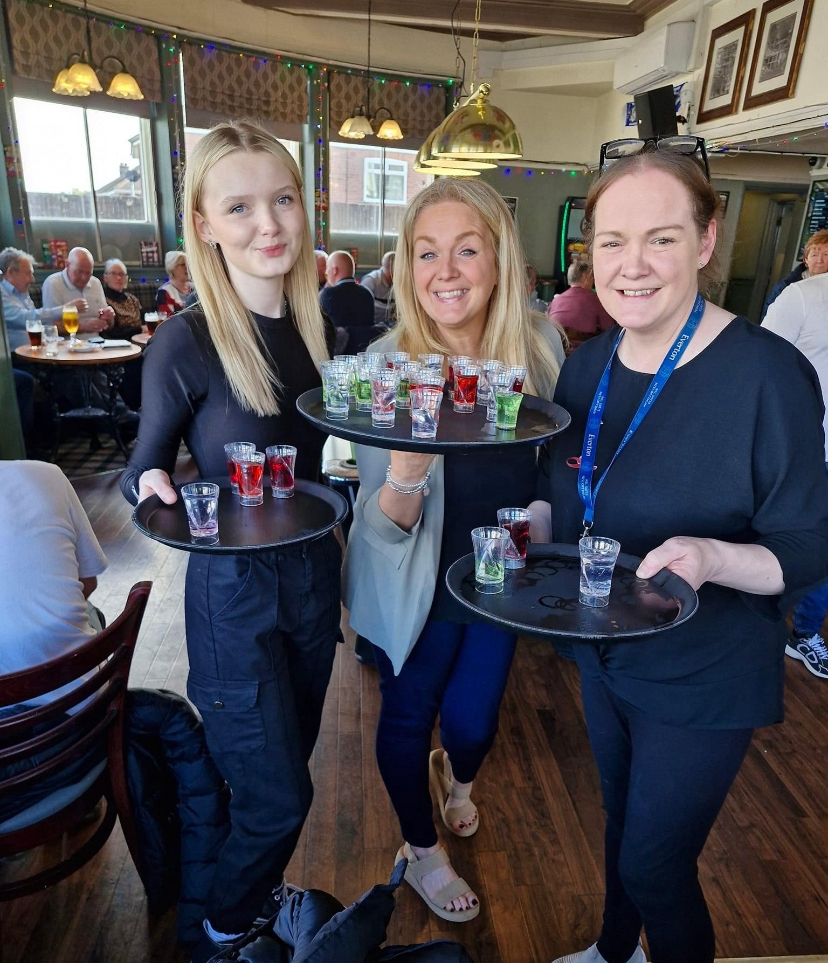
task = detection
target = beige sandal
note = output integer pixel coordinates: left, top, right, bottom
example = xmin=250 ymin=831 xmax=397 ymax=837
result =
xmin=395 ymin=843 xmax=480 ymax=922
xmin=428 ymin=748 xmax=479 ymax=837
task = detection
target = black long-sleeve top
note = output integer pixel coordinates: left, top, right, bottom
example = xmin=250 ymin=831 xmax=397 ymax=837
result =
xmin=549 ymin=316 xmax=828 ymax=729
xmin=120 ymin=306 xmax=330 ymax=504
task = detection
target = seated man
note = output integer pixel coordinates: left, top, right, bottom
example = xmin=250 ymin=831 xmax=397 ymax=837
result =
xmin=548 ymin=258 xmax=614 ymax=351
xmin=41 ymin=246 xmax=114 ymax=337
xmin=361 ymin=251 xmax=395 ymax=325
xmin=0 ymin=247 xmax=87 ymax=349
xmin=102 ymin=259 xmax=143 ymax=340
xmin=0 ymin=460 xmax=108 ymax=822
xmin=319 ymin=250 xmax=378 ymax=355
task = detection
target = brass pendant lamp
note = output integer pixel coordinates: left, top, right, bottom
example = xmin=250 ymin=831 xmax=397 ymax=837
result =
xmin=417 ymin=0 xmax=522 ymax=175
xmin=52 ymin=0 xmax=143 ymax=100
xmin=338 ymin=0 xmax=405 ymax=141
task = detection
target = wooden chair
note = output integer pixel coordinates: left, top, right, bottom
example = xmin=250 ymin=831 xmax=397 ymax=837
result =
xmin=0 ymin=581 xmax=151 ymax=907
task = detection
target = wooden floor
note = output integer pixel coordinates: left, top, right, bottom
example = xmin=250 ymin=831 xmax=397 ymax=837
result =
xmin=3 ymin=468 xmax=828 ymax=963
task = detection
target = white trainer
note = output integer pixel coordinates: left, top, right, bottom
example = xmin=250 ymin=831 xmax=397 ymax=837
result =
xmin=550 ymin=942 xmax=646 ymax=963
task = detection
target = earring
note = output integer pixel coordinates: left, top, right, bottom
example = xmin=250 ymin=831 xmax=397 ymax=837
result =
xmin=209 ymin=240 xmax=217 ymax=250
xmin=698 ymin=261 xmax=704 ymax=269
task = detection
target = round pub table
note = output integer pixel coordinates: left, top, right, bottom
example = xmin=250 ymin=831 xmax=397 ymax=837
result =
xmin=15 ymin=342 xmax=142 ymax=461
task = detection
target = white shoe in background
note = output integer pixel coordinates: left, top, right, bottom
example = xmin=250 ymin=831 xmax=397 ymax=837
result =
xmin=550 ymin=942 xmax=647 ymax=963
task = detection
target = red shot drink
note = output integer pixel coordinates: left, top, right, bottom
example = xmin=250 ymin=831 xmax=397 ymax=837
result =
xmin=497 ymin=507 xmax=532 ymax=569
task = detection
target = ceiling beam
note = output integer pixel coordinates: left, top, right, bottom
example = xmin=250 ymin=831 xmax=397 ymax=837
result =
xmin=244 ymin=1 xmax=645 ymax=38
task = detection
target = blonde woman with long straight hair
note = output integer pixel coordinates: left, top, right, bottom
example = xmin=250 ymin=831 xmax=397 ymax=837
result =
xmin=343 ymin=178 xmax=564 ymax=924
xmin=120 ymin=121 xmax=340 ymax=963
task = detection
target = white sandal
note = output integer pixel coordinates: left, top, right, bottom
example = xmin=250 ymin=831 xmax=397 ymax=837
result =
xmin=395 ymin=843 xmax=480 ymax=922
xmin=428 ymin=748 xmax=479 ymax=837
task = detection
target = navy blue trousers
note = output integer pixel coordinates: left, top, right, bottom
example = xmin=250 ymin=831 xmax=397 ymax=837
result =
xmin=581 ymin=673 xmax=753 ymax=963
xmin=184 ymin=535 xmax=341 ymax=935
xmin=373 ymin=620 xmax=516 ymax=848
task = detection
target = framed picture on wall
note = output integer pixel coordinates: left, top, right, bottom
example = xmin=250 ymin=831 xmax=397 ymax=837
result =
xmin=743 ymin=0 xmax=814 ymax=110
xmin=697 ymin=11 xmax=754 ymax=123
xmin=502 ymin=196 xmax=519 ymax=219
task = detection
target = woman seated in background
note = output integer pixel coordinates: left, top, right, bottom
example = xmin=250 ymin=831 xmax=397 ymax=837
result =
xmin=535 ymin=140 xmax=828 ymax=963
xmin=156 ymin=250 xmax=192 ymax=317
xmin=343 ymin=178 xmax=564 ymax=924
xmin=102 ymin=258 xmax=143 ymax=340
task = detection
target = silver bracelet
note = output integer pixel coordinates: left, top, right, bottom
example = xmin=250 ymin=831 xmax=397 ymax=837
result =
xmin=385 ymin=466 xmax=431 ymax=495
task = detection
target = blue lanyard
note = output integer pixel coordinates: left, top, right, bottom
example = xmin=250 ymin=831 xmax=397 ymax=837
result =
xmin=578 ymin=294 xmax=706 ymax=535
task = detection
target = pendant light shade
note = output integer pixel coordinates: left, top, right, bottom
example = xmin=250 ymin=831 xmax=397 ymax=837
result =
xmin=66 ymin=58 xmax=103 ymax=93
xmin=376 ymin=116 xmax=404 ymax=141
xmin=433 ymin=84 xmax=522 ymax=161
xmin=418 ymin=124 xmax=497 ymax=170
xmin=52 ymin=67 xmax=76 ymax=95
xmin=106 ymin=70 xmax=145 ymax=101
xmin=414 ymin=139 xmax=479 ymax=177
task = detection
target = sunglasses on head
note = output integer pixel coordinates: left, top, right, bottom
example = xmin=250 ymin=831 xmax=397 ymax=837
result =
xmin=598 ymin=136 xmax=710 ymax=180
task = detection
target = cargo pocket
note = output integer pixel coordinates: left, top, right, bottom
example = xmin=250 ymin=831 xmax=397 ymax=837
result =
xmin=187 ymin=675 xmax=267 ymax=753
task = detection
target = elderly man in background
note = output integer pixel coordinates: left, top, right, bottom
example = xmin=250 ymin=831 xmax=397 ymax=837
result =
xmin=319 ymin=249 xmax=377 ymax=355
xmin=763 ymin=268 xmax=828 ymax=679
xmin=547 ymin=258 xmax=614 ymax=352
xmin=0 ymin=247 xmax=87 ymax=349
xmin=361 ymin=251 xmax=395 ymax=325
xmin=315 ymin=250 xmax=328 ymax=290
xmin=41 ymin=246 xmax=113 ymax=336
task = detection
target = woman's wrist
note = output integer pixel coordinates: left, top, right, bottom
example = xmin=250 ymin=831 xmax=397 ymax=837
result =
xmin=385 ymin=466 xmax=430 ymax=495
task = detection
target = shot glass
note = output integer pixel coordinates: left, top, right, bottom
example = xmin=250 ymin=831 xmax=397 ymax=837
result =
xmin=497 ymin=507 xmax=532 ymax=569
xmin=181 ymin=482 xmax=220 ymax=541
xmin=453 ymin=363 xmax=480 ymax=413
xmin=371 ymin=369 xmax=399 ymax=428
xmin=413 ymin=369 xmax=446 ymax=392
xmin=356 ymin=354 xmax=384 ymax=411
xmin=266 ymin=444 xmax=297 ymax=498
xmin=471 ymin=526 xmax=510 ymax=594
xmin=505 ymin=364 xmax=528 ymax=393
xmin=385 ymin=351 xmax=409 ymax=369
xmin=447 ymin=355 xmax=472 ymax=392
xmin=394 ymin=361 xmax=420 ymax=409
xmin=477 ymin=359 xmax=505 ymax=406
xmin=224 ymin=441 xmax=255 ymax=494
xmin=495 ymin=389 xmax=524 ymax=430
xmin=487 ymin=369 xmax=512 ymax=422
xmin=322 ymin=365 xmax=351 ymax=420
xmin=410 ymin=386 xmax=444 ymax=440
xmin=234 ymin=450 xmax=266 ymax=506
xmin=417 ymin=353 xmax=444 ymax=371
xmin=337 ymin=355 xmax=358 ymax=398
xmin=578 ymin=536 xmax=621 ymax=607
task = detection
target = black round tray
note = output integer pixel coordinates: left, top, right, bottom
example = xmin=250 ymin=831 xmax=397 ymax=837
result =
xmin=133 ymin=478 xmax=348 ymax=554
xmin=296 ymin=387 xmax=570 ymax=454
xmin=446 ymin=544 xmax=698 ymax=640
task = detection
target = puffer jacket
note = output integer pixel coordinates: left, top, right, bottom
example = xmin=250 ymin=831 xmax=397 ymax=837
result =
xmin=125 ymin=688 xmax=230 ymax=946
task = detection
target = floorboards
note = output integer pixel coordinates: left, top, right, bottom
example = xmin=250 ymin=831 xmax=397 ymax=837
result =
xmin=2 ymin=468 xmax=828 ymax=962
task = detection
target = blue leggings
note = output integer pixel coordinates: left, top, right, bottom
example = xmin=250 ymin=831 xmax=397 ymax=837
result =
xmin=372 ymin=620 xmax=517 ymax=848
xmin=581 ymin=673 xmax=752 ymax=963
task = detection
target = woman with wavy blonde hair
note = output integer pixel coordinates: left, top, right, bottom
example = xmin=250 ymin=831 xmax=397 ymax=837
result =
xmin=343 ymin=177 xmax=564 ymax=924
xmin=120 ymin=121 xmax=340 ymax=963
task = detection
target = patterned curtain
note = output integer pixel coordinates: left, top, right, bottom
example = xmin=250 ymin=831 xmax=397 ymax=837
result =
xmin=7 ymin=0 xmax=162 ymax=102
xmin=182 ymin=45 xmax=308 ymax=125
xmin=330 ymin=72 xmax=447 ymax=139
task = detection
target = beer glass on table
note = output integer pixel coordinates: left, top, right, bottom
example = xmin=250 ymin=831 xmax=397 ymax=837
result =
xmin=62 ymin=305 xmax=80 ymax=346
xmin=25 ymin=315 xmax=43 ymax=350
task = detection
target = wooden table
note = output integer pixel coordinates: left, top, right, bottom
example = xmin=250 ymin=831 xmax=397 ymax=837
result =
xmin=15 ymin=343 xmax=142 ymax=461
xmin=131 ymin=332 xmax=152 ymax=347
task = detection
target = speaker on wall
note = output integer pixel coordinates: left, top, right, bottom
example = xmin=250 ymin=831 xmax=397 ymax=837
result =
xmin=634 ymin=86 xmax=678 ymax=140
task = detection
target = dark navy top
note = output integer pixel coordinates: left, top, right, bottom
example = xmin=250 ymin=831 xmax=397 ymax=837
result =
xmin=120 ymin=306 xmax=330 ymax=504
xmin=548 ymin=316 xmax=828 ymax=729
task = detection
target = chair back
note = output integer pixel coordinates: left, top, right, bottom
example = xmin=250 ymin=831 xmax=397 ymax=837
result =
xmin=0 ymin=581 xmax=151 ymax=900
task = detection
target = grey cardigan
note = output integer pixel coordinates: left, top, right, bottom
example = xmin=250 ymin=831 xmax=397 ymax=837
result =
xmin=341 ymin=324 xmax=563 ymax=674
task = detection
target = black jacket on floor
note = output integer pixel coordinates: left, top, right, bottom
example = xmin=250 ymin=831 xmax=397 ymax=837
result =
xmin=125 ymin=688 xmax=230 ymax=946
